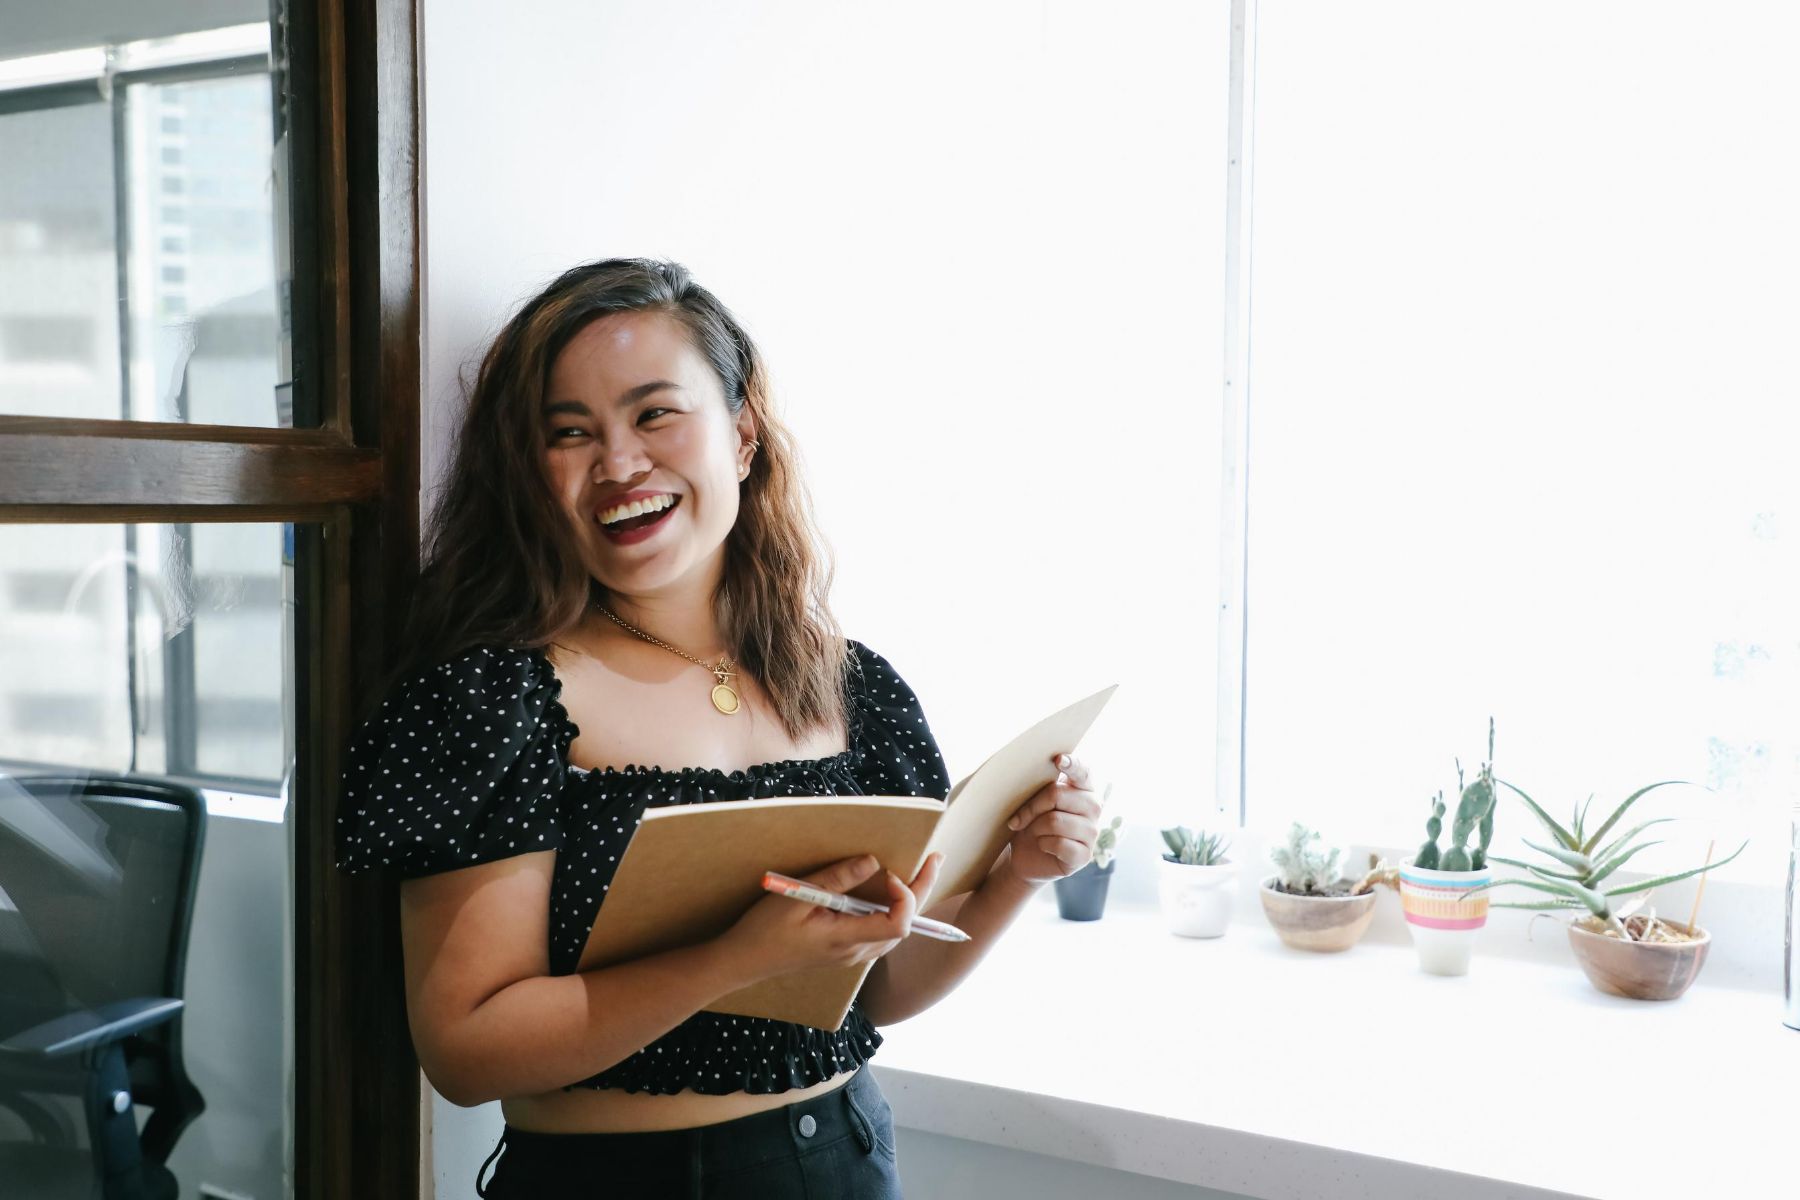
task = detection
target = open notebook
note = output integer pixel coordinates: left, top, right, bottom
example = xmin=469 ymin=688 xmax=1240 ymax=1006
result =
xmin=576 ymin=682 xmax=1118 ymax=1030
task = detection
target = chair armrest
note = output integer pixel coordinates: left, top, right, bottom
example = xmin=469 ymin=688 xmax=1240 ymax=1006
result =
xmin=0 ymin=997 xmax=183 ymax=1060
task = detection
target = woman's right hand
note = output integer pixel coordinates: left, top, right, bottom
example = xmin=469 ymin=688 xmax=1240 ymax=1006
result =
xmin=716 ymin=852 xmax=944 ymax=984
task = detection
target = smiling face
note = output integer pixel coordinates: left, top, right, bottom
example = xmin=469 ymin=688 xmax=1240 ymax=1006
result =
xmin=542 ymin=310 xmax=757 ymax=598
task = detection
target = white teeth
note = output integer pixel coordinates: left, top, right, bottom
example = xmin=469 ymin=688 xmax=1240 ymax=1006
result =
xmin=600 ymin=494 xmax=675 ymax=525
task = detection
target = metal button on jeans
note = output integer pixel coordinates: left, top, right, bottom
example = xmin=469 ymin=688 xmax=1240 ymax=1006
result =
xmin=798 ymin=1114 xmax=817 ymax=1137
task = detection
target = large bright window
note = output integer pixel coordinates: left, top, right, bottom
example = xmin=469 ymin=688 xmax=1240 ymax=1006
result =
xmin=423 ymin=1 xmax=1797 ymax=882
xmin=1245 ymin=1 xmax=1799 ymax=878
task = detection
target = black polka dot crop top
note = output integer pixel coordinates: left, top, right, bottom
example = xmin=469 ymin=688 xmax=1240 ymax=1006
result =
xmin=334 ymin=638 xmax=950 ymax=1095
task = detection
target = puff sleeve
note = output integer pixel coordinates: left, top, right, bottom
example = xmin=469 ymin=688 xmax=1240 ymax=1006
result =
xmin=847 ymin=640 xmax=953 ymax=801
xmin=334 ymin=646 xmax=576 ymax=878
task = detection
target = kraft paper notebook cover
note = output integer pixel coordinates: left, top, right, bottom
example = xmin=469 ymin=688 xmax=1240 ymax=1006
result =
xmin=576 ymin=681 xmax=1118 ymax=1030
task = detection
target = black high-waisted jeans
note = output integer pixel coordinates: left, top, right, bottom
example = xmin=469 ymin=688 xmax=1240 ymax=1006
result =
xmin=474 ymin=1067 xmax=904 ymax=1198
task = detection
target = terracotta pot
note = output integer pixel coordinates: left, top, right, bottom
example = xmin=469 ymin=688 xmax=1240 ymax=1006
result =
xmin=1259 ymin=875 xmax=1377 ymax=952
xmin=1566 ymin=919 xmax=1712 ymax=1000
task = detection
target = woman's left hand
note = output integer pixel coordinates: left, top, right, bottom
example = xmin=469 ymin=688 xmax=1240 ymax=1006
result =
xmin=1003 ymin=754 xmax=1102 ymax=886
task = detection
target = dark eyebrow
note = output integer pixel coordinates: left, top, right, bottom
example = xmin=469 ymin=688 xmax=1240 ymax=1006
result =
xmin=543 ymin=380 xmax=682 ymax=417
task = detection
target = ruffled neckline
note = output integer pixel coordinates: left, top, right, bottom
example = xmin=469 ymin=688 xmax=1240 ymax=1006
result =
xmin=524 ymin=642 xmax=870 ymax=786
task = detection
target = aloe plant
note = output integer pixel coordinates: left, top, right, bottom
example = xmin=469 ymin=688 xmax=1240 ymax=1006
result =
xmin=1469 ymin=780 xmax=1747 ymax=940
xmin=1162 ymin=826 xmax=1230 ymax=866
xmin=1267 ymin=822 xmax=1342 ymax=894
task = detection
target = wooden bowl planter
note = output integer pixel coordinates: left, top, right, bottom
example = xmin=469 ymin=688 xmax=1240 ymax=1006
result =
xmin=1259 ymin=875 xmax=1377 ymax=952
xmin=1567 ymin=918 xmax=1712 ymax=1000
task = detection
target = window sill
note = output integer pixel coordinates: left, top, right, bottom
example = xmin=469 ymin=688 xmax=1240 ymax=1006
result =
xmin=871 ymin=897 xmax=1798 ymax=1200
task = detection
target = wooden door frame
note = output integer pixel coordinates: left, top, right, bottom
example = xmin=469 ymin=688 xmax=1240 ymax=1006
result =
xmin=0 ymin=0 xmax=424 ymax=1194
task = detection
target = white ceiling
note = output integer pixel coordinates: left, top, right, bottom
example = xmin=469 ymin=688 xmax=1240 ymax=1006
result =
xmin=0 ymin=0 xmax=270 ymax=61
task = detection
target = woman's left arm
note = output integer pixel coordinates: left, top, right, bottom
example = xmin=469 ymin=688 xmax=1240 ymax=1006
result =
xmin=859 ymin=753 xmax=1102 ymax=1026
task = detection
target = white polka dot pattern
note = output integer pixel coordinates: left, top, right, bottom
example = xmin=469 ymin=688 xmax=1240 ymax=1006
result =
xmin=334 ymin=638 xmax=950 ymax=1096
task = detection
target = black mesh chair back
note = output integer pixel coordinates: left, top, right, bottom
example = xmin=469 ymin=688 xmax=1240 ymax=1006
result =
xmin=0 ymin=773 xmax=208 ymax=1200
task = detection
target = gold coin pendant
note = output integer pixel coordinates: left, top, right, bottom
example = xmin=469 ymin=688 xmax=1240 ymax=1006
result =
xmin=711 ymin=684 xmax=741 ymax=715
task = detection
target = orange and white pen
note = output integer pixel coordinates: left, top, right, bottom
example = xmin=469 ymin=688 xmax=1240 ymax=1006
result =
xmin=761 ymin=871 xmax=971 ymax=942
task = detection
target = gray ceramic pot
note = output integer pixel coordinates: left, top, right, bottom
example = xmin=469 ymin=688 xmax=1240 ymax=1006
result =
xmin=1054 ymin=860 xmax=1116 ymax=921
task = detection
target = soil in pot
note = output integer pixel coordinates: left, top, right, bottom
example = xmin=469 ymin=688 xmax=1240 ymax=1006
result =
xmin=1268 ymin=880 xmax=1358 ymax=899
xmin=1567 ymin=916 xmax=1711 ymax=1000
xmin=1259 ymin=876 xmax=1377 ymax=952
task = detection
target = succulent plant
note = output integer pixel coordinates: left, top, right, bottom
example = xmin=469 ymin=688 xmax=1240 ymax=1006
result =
xmin=1161 ymin=825 xmax=1230 ymax=866
xmin=1267 ymin=822 xmax=1342 ymax=894
xmin=1415 ymin=793 xmax=1447 ymax=869
xmin=1442 ymin=768 xmax=1498 ymax=872
xmin=1093 ymin=814 xmax=1124 ymax=870
xmin=1416 ymin=720 xmax=1499 ymax=872
xmin=1468 ymin=779 xmax=1747 ymax=940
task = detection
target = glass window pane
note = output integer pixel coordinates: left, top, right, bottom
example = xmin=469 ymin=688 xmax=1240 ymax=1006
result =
xmin=0 ymin=522 xmax=293 ymax=786
xmin=0 ymin=519 xmax=296 ymax=1200
xmin=0 ymin=101 xmax=120 ymax=420
xmin=1245 ymin=2 xmax=1800 ymax=878
xmin=124 ymin=72 xmax=284 ymax=427
xmin=0 ymin=14 xmax=294 ymax=427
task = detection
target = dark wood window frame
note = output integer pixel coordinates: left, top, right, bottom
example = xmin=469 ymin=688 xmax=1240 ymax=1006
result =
xmin=0 ymin=1 xmax=423 ymax=1195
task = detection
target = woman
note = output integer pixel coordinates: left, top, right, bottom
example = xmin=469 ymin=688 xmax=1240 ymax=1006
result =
xmin=334 ymin=258 xmax=1103 ymax=1197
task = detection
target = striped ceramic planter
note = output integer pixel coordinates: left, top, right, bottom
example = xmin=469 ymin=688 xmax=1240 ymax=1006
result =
xmin=1399 ymin=861 xmax=1491 ymax=976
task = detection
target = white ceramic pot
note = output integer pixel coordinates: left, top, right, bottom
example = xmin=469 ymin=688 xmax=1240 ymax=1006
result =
xmin=1158 ymin=858 xmax=1239 ymax=938
xmin=1399 ymin=859 xmax=1492 ymax=976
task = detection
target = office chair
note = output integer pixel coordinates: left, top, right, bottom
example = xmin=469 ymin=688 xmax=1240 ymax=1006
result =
xmin=0 ymin=774 xmax=208 ymax=1200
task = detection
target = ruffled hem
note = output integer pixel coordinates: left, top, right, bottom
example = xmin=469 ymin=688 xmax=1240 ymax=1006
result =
xmin=520 ymin=644 xmax=583 ymax=761
xmin=560 ymin=1004 xmax=886 ymax=1096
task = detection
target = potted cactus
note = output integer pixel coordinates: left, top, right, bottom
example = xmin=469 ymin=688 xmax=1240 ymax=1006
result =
xmin=1399 ymin=721 xmax=1500 ymax=976
xmin=1054 ymin=787 xmax=1122 ymax=921
xmin=1260 ymin=823 xmax=1381 ymax=952
xmin=1158 ymin=826 xmax=1237 ymax=937
xmin=1471 ymin=779 xmax=1747 ymax=1000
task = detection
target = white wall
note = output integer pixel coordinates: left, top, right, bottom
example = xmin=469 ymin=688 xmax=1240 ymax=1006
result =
xmin=163 ymin=807 xmax=290 ymax=1200
xmin=421 ymin=0 xmax=1231 ymax=837
xmin=0 ymin=0 xmax=267 ymax=59
xmin=418 ymin=2 xmax=1232 ymax=1194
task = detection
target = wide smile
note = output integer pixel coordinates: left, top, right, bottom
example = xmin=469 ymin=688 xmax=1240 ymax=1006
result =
xmin=596 ymin=493 xmax=681 ymax=546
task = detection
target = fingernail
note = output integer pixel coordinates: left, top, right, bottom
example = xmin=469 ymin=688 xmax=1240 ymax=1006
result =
xmin=861 ymin=855 xmax=878 ymax=868
xmin=1057 ymin=754 xmax=1070 ymax=769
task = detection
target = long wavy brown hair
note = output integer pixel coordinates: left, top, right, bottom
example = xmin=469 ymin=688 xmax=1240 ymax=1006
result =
xmin=387 ymin=258 xmax=855 ymax=740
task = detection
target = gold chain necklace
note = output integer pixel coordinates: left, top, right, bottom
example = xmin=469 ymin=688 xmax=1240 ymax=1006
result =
xmin=594 ymin=604 xmax=741 ymax=715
